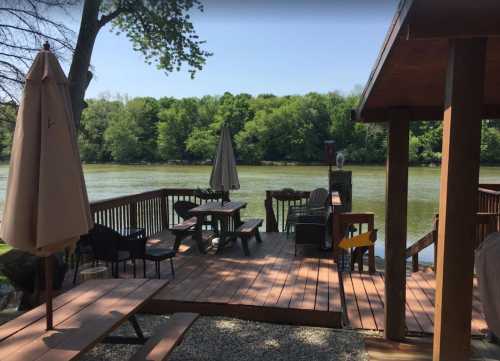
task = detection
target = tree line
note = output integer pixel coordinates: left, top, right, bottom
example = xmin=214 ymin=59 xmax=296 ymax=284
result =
xmin=0 ymin=91 xmax=500 ymax=164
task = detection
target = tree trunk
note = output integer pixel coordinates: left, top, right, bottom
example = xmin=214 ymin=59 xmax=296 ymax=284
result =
xmin=68 ymin=0 xmax=102 ymax=129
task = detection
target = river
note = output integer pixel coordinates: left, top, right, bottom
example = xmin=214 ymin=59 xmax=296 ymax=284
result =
xmin=0 ymin=163 xmax=499 ymax=262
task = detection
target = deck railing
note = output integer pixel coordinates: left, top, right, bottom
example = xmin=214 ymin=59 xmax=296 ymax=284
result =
xmin=405 ymin=184 xmax=500 ymax=272
xmin=90 ymin=188 xmax=228 ymax=237
xmin=264 ymin=190 xmax=311 ymax=232
xmin=406 ymin=212 xmax=498 ymax=272
xmin=478 ymin=183 xmax=500 ymax=231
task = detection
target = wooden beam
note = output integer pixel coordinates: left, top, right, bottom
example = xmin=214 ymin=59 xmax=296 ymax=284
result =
xmin=384 ymin=111 xmax=409 ymax=341
xmin=353 ymin=105 xmax=500 ymax=123
xmin=433 ymin=38 xmax=486 ymax=361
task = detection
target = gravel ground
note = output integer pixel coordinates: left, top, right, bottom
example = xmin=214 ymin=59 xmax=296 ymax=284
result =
xmin=81 ymin=315 xmax=369 ymax=361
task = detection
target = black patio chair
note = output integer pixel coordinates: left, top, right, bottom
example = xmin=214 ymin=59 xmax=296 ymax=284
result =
xmin=121 ymin=230 xmax=176 ymax=279
xmin=86 ymin=224 xmax=132 ymax=278
xmin=72 ymin=232 xmax=94 ymax=284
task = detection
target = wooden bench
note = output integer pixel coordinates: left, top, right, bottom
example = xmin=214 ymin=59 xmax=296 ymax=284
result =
xmin=130 ymin=312 xmax=199 ymax=361
xmin=235 ymin=218 xmax=263 ymax=256
xmin=171 ymin=217 xmax=197 ymax=251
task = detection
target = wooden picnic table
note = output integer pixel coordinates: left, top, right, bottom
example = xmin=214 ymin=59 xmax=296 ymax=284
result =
xmin=188 ymin=201 xmax=247 ymax=253
xmin=0 ymin=278 xmax=166 ymax=361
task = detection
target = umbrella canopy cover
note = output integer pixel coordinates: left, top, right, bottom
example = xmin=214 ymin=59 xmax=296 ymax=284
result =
xmin=0 ymin=48 xmax=93 ymax=256
xmin=209 ymin=126 xmax=240 ymax=191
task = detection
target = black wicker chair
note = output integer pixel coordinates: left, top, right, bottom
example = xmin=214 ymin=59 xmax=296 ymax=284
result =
xmin=87 ymin=224 xmax=132 ymax=278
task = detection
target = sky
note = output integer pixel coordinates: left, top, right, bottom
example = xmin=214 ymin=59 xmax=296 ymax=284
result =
xmin=70 ymin=1 xmax=399 ymax=99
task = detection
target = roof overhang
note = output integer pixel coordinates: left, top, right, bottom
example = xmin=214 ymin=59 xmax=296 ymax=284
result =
xmin=354 ymin=0 xmax=500 ymax=123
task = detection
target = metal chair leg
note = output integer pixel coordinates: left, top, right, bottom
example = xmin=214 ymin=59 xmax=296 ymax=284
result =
xmin=170 ymin=258 xmax=175 ymax=277
xmin=72 ymin=254 xmax=80 ymax=285
xmin=156 ymin=261 xmax=161 ymax=279
xmin=143 ymin=259 xmax=146 ymax=278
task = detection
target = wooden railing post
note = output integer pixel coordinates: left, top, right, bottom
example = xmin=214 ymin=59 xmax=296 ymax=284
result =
xmin=130 ymin=201 xmax=137 ymax=229
xmin=160 ymin=189 xmax=168 ymax=230
xmin=265 ymin=191 xmax=278 ymax=232
xmin=412 ymin=254 xmax=419 ymax=272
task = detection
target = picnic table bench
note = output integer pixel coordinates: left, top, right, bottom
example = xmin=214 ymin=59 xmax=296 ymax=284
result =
xmin=235 ymin=218 xmax=263 ymax=256
xmin=0 ymin=278 xmax=167 ymax=361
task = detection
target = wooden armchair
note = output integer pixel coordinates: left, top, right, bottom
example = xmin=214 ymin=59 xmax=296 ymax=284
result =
xmin=334 ymin=212 xmax=376 ymax=274
xmin=286 ymin=188 xmax=329 ymax=235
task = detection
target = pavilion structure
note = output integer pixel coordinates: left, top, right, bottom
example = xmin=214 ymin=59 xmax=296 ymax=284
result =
xmin=353 ymin=0 xmax=500 ymax=360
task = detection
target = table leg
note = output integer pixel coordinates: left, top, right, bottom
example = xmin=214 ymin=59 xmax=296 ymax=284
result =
xmin=195 ymin=215 xmax=207 ymax=254
xmin=234 ymin=210 xmax=243 ymax=228
xmin=216 ymin=216 xmax=229 ymax=254
xmin=102 ymin=315 xmax=147 ymax=345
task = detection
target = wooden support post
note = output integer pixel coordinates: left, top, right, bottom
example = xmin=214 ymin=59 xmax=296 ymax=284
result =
xmin=433 ymin=38 xmax=486 ymax=361
xmin=384 ymin=113 xmax=409 ymax=341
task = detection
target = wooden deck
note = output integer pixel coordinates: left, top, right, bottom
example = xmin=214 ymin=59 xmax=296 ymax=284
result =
xmin=65 ymin=230 xmax=490 ymax=337
xmin=144 ymin=232 xmax=343 ymax=328
xmin=342 ymin=270 xmax=488 ymax=336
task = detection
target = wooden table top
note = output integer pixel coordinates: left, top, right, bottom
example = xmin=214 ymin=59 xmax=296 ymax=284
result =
xmin=188 ymin=201 xmax=247 ymax=215
xmin=0 ymin=278 xmax=167 ymax=361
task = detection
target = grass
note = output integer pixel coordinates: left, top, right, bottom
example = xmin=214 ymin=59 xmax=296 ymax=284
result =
xmin=0 ymin=243 xmax=11 ymax=285
xmin=0 ymin=243 xmax=11 ymax=255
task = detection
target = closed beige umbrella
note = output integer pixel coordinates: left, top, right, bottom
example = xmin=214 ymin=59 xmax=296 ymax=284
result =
xmin=209 ymin=126 xmax=240 ymax=194
xmin=0 ymin=43 xmax=93 ymax=329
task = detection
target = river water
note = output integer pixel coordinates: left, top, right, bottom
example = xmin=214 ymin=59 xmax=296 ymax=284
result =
xmin=0 ymin=163 xmax=498 ymax=262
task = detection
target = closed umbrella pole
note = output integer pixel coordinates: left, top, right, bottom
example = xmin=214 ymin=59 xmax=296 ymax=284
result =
xmin=44 ymin=256 xmax=53 ymax=329
xmin=0 ymin=42 xmax=93 ymax=330
xmin=210 ymin=126 xmax=240 ymax=202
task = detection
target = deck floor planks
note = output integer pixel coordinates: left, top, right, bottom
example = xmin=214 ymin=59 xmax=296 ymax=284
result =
xmin=342 ymin=272 xmax=363 ymax=329
xmin=342 ymin=270 xmax=487 ymax=336
xmin=299 ymin=258 xmax=320 ymax=310
xmin=360 ymin=272 xmax=385 ymax=330
xmin=164 ymin=258 xmax=215 ymax=301
xmin=155 ymin=255 xmax=208 ymax=299
xmin=275 ymin=258 xmax=304 ymax=308
xmin=417 ymin=271 xmax=486 ymax=334
xmin=406 ymin=275 xmax=434 ymax=333
xmin=328 ymin=259 xmax=342 ymax=312
xmin=314 ymin=258 xmax=330 ymax=311
xmin=405 ymin=282 xmax=432 ymax=333
xmin=238 ymin=238 xmax=289 ymax=306
xmin=255 ymin=244 xmax=296 ymax=307
xmin=228 ymin=239 xmax=284 ymax=305
xmin=263 ymin=253 xmax=296 ymax=307
xmin=350 ymin=272 xmax=377 ymax=330
xmin=182 ymin=259 xmax=233 ymax=302
xmin=203 ymin=258 xmax=252 ymax=304
xmin=196 ymin=259 xmax=245 ymax=303
xmin=285 ymin=258 xmax=311 ymax=309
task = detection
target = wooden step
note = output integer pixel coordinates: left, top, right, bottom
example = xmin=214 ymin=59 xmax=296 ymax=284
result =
xmin=129 ymin=312 xmax=199 ymax=361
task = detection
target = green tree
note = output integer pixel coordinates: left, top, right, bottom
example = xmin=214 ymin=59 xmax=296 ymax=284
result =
xmin=0 ymin=104 xmax=16 ymax=160
xmin=126 ymin=97 xmax=159 ymax=161
xmin=104 ymin=110 xmax=140 ymax=162
xmin=481 ymin=124 xmax=500 ymax=163
xmin=79 ymin=99 xmax=123 ymax=162
xmin=157 ymin=98 xmax=200 ymax=160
